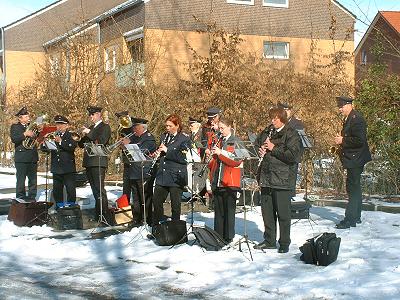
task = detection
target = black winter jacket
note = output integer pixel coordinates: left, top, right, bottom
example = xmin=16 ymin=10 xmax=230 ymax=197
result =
xmin=255 ymin=125 xmax=301 ymax=190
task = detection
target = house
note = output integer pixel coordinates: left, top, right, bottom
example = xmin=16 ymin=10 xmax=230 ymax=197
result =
xmin=1 ymin=0 xmax=356 ymax=105
xmin=355 ymin=11 xmax=400 ymax=85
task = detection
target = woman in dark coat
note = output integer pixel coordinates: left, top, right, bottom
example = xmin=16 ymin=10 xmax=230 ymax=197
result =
xmin=152 ymin=114 xmax=190 ymax=225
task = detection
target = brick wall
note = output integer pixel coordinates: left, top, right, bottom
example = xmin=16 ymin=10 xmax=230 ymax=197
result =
xmin=145 ymin=0 xmax=354 ymax=41
xmin=145 ymin=28 xmax=354 ymax=85
xmin=355 ymin=17 xmax=400 ymax=85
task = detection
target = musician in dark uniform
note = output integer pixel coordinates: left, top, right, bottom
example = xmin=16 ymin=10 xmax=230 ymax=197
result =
xmin=47 ymin=115 xmax=77 ymax=205
xmin=152 ymin=114 xmax=190 ymax=225
xmin=78 ymin=106 xmax=112 ymax=224
xmin=201 ymin=107 xmax=222 ymax=209
xmin=122 ymin=118 xmax=156 ymax=226
xmin=189 ymin=116 xmax=203 ymax=153
xmin=115 ymin=110 xmax=133 ymax=203
xmin=334 ymin=96 xmax=372 ymax=229
xmin=10 ymin=107 xmax=39 ymax=200
xmin=254 ymin=106 xmax=302 ymax=253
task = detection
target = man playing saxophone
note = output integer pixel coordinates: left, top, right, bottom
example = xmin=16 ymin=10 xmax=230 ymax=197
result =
xmin=10 ymin=107 xmax=39 ymax=201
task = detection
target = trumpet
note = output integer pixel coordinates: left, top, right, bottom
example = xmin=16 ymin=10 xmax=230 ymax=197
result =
xmin=45 ymin=130 xmax=62 ymax=141
xmin=329 ymin=146 xmax=341 ymax=155
xmin=70 ymin=131 xmax=82 ymax=142
xmin=198 ymin=131 xmax=223 ymax=178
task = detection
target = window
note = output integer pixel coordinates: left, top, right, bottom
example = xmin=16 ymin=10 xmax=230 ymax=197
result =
xmin=227 ymin=0 xmax=254 ymax=5
xmin=263 ymin=0 xmax=289 ymax=8
xmin=263 ymin=41 xmax=289 ymax=59
xmin=130 ymin=38 xmax=144 ymax=63
xmin=361 ymin=49 xmax=367 ymax=65
xmin=104 ymin=45 xmax=117 ymax=72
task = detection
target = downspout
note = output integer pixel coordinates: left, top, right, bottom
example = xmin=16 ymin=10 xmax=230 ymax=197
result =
xmin=97 ymin=22 xmax=101 ymax=100
xmin=1 ymin=27 xmax=6 ymax=108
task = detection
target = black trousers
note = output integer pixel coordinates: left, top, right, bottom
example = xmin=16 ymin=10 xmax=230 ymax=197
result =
xmin=344 ymin=166 xmax=364 ymax=222
xmin=260 ymin=187 xmax=292 ymax=247
xmin=15 ymin=162 xmax=37 ymax=200
xmin=152 ymin=185 xmax=183 ymax=225
xmin=52 ymin=173 xmax=76 ymax=203
xmin=131 ymin=177 xmax=154 ymax=225
xmin=123 ymin=163 xmax=131 ymax=202
xmin=213 ymin=188 xmax=237 ymax=242
xmin=86 ymin=166 xmax=112 ymax=223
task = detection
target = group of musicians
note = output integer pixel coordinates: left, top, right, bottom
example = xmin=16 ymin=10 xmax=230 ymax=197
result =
xmin=10 ymin=96 xmax=371 ymax=253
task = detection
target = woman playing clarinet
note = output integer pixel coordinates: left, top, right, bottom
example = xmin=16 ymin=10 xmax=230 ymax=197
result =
xmin=152 ymin=114 xmax=190 ymax=225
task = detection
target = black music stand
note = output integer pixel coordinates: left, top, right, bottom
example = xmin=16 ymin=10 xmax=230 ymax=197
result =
xmin=229 ymin=142 xmax=257 ymax=261
xmin=42 ymin=139 xmax=58 ymax=203
xmin=185 ymin=147 xmax=206 ymax=228
xmin=124 ymin=144 xmax=152 ymax=229
xmin=84 ymin=143 xmax=111 ymax=228
xmin=296 ymin=129 xmax=313 ymax=201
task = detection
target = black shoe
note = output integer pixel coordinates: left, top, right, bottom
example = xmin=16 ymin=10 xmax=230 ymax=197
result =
xmin=254 ymin=240 xmax=276 ymax=250
xmin=336 ymin=220 xmax=356 ymax=229
xmin=356 ymin=218 xmax=362 ymax=224
xmin=147 ymin=234 xmax=155 ymax=240
xmin=278 ymin=246 xmax=289 ymax=253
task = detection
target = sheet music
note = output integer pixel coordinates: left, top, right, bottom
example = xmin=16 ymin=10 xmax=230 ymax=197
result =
xmin=44 ymin=140 xmax=58 ymax=151
xmin=185 ymin=148 xmax=201 ymax=162
xmin=124 ymin=144 xmax=147 ymax=161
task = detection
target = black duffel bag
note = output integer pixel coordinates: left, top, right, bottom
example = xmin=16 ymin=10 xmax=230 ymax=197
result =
xmin=300 ymin=232 xmax=341 ymax=266
xmin=152 ymin=220 xmax=188 ymax=246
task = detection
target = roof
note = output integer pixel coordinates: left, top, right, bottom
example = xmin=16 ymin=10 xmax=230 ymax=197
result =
xmin=2 ymin=0 xmax=65 ymax=30
xmin=380 ymin=11 xmax=400 ymax=34
xmin=332 ymin=0 xmax=357 ymax=20
xmin=355 ymin=11 xmax=400 ymax=55
xmin=43 ymin=0 xmax=142 ymax=48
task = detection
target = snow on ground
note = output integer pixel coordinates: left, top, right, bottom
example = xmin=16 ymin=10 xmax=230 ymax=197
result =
xmin=0 ymin=169 xmax=399 ymax=299
xmin=1 ymin=206 xmax=400 ymax=299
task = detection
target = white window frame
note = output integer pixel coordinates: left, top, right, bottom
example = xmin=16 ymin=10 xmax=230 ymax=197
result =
xmin=263 ymin=41 xmax=290 ymax=60
xmin=104 ymin=45 xmax=117 ymax=73
xmin=361 ymin=49 xmax=367 ymax=65
xmin=263 ymin=0 xmax=289 ymax=8
xmin=227 ymin=0 xmax=254 ymax=5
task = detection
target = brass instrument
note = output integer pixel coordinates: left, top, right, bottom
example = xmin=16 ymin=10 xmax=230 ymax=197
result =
xmin=198 ymin=131 xmax=223 ymax=178
xmin=329 ymin=146 xmax=341 ymax=155
xmin=45 ymin=130 xmax=61 ymax=141
xmin=22 ymin=114 xmax=49 ymax=149
xmin=104 ymin=132 xmax=134 ymax=154
xmin=70 ymin=131 xmax=82 ymax=142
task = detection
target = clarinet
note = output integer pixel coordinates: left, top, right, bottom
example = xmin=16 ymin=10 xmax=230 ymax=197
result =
xmin=257 ymin=126 xmax=276 ymax=168
xmin=147 ymin=133 xmax=170 ymax=176
xmin=198 ymin=131 xmax=223 ymax=178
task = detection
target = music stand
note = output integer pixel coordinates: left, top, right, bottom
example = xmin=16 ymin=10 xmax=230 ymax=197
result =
xmin=229 ymin=141 xmax=257 ymax=261
xmin=185 ymin=147 xmax=205 ymax=228
xmin=296 ymin=130 xmax=313 ymax=201
xmin=124 ymin=144 xmax=152 ymax=229
xmin=84 ymin=143 xmax=111 ymax=228
xmin=42 ymin=140 xmax=57 ymax=203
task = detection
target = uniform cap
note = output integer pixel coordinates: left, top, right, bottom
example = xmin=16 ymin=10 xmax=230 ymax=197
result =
xmin=206 ymin=107 xmax=222 ymax=118
xmin=277 ymin=102 xmax=293 ymax=110
xmin=15 ymin=107 xmax=29 ymax=117
xmin=336 ymin=96 xmax=353 ymax=107
xmin=87 ymin=106 xmax=102 ymax=115
xmin=54 ymin=115 xmax=69 ymax=124
xmin=131 ymin=117 xmax=148 ymax=125
xmin=189 ymin=116 xmax=201 ymax=124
